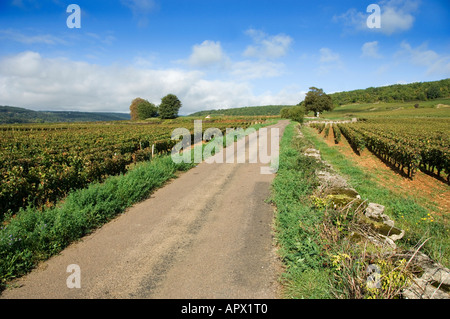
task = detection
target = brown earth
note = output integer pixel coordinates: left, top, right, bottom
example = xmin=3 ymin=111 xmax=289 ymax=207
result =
xmin=314 ymin=125 xmax=449 ymax=218
xmin=1 ymin=121 xmax=289 ymax=299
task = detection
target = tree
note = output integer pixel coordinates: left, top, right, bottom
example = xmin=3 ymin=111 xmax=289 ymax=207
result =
xmin=279 ymin=105 xmax=305 ymax=123
xmin=137 ymin=100 xmax=158 ymax=119
xmin=288 ymin=106 xmax=305 ymax=123
xmin=427 ymin=85 xmax=442 ymax=100
xmin=303 ymin=87 xmax=334 ymax=116
xmin=129 ymin=98 xmax=158 ymax=120
xmin=129 ymin=97 xmax=145 ymax=120
xmin=159 ymin=94 xmax=182 ymax=119
xmin=280 ymin=107 xmax=291 ymax=119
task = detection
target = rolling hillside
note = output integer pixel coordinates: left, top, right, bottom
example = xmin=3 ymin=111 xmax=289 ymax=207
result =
xmin=0 ymin=105 xmax=130 ymax=124
xmin=189 ymin=105 xmax=290 ymax=117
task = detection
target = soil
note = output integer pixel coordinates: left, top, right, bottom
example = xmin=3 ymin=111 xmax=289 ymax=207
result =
xmin=0 ymin=121 xmax=289 ymax=299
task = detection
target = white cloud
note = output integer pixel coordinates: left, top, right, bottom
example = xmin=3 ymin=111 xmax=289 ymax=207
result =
xmin=187 ymin=40 xmax=230 ymax=68
xmin=85 ymin=32 xmax=116 ymax=46
xmin=0 ymin=51 xmax=303 ymax=114
xmin=334 ymin=0 xmax=420 ymax=35
xmin=396 ymin=41 xmax=450 ymax=76
xmin=243 ymin=29 xmax=293 ymax=59
xmin=121 ymin=0 xmax=157 ymax=27
xmin=317 ymin=48 xmax=343 ymax=75
xmin=361 ymin=41 xmax=383 ymax=58
xmin=319 ymin=48 xmax=340 ymax=63
xmin=133 ymin=54 xmax=157 ymax=68
xmin=231 ymin=60 xmax=285 ymax=80
xmin=379 ymin=0 xmax=418 ymax=35
xmin=181 ymin=38 xmax=286 ymax=80
xmin=0 ymin=29 xmax=68 ymax=45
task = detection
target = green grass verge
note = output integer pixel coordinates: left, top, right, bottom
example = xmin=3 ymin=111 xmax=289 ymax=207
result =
xmin=270 ymin=122 xmax=334 ymax=299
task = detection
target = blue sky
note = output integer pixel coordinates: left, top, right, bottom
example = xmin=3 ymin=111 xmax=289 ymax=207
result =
xmin=0 ymin=0 xmax=449 ymax=115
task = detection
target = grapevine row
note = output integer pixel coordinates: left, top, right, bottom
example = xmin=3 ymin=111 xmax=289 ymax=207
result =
xmin=0 ymin=119 xmax=256 ymax=219
xmin=310 ymin=119 xmax=449 ymax=181
xmin=340 ymin=121 xmax=449 ymax=180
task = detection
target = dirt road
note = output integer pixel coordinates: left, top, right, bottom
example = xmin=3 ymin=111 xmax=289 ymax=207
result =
xmin=1 ymin=120 xmax=288 ymax=299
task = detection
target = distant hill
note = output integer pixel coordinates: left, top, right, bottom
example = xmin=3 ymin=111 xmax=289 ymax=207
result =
xmin=0 ymin=106 xmax=130 ymax=124
xmin=189 ymin=105 xmax=290 ymax=117
xmin=328 ymin=78 xmax=450 ymax=106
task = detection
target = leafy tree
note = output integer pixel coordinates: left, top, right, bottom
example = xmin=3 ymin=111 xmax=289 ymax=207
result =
xmin=280 ymin=107 xmax=291 ymax=119
xmin=137 ymin=100 xmax=158 ymax=119
xmin=279 ymin=105 xmax=305 ymax=123
xmin=159 ymin=94 xmax=182 ymax=119
xmin=129 ymin=98 xmax=158 ymax=120
xmin=416 ymin=92 xmax=427 ymax=101
xmin=427 ymin=85 xmax=442 ymax=100
xmin=303 ymin=87 xmax=334 ymax=116
xmin=130 ymin=98 xmax=145 ymax=120
xmin=289 ymin=106 xmax=305 ymax=123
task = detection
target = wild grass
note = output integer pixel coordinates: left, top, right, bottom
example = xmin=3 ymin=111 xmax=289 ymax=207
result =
xmin=271 ymin=122 xmax=334 ymax=298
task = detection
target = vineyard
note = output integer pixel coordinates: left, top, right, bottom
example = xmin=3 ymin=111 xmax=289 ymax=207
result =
xmin=0 ymin=118 xmax=262 ymax=220
xmin=310 ymin=119 xmax=450 ymax=181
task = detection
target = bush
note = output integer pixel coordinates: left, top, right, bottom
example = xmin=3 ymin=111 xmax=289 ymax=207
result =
xmin=280 ymin=106 xmax=305 ymax=123
xmin=280 ymin=107 xmax=291 ymax=119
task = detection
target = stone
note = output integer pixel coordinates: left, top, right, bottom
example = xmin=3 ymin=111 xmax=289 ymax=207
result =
xmin=363 ymin=203 xmax=405 ymax=243
xmin=304 ymin=148 xmax=321 ymax=160
xmin=401 ymin=251 xmax=450 ymax=299
xmin=316 ymin=170 xmax=349 ymax=190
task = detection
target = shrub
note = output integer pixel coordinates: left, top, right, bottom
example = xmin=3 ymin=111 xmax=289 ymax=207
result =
xmin=279 ymin=106 xmax=305 ymax=123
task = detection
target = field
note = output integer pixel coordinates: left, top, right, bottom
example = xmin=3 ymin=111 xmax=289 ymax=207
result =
xmin=310 ymin=97 xmax=450 ymax=120
xmin=308 ymin=102 xmax=449 ymax=255
xmin=311 ymin=118 xmax=449 ymax=180
xmin=309 ymin=98 xmax=450 ymax=182
xmin=0 ymin=116 xmax=272 ymax=220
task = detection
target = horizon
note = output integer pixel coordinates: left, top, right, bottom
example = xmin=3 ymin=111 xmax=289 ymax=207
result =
xmin=0 ymin=0 xmax=449 ymax=115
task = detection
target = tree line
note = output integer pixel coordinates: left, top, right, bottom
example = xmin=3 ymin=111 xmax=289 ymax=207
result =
xmin=189 ymin=105 xmax=289 ymax=117
xmin=329 ymin=78 xmax=450 ymax=106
